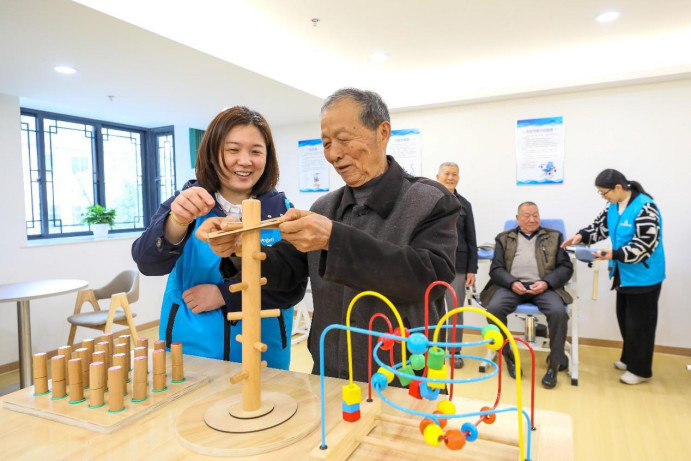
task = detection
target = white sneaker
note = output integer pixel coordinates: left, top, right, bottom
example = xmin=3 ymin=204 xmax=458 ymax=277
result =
xmin=614 ymin=360 xmax=627 ymax=370
xmin=619 ymin=371 xmax=650 ymax=385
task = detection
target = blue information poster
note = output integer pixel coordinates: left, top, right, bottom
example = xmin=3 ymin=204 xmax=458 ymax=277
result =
xmin=515 ymin=117 xmax=564 ymax=185
xmin=298 ymin=139 xmax=329 ymax=192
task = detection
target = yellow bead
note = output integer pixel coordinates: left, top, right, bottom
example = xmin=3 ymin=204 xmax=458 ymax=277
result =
xmin=342 ymin=383 xmax=362 ymax=405
xmin=437 ymin=399 xmax=456 ymax=415
xmin=423 ymin=423 xmax=444 ymax=446
xmin=377 ymin=366 xmax=395 ymax=384
xmin=484 ymin=329 xmax=504 ymax=350
xmin=427 ymin=364 xmax=447 ymax=390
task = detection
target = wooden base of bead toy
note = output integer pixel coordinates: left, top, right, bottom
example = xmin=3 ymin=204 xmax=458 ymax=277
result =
xmin=175 ymin=381 xmax=320 ymax=456
xmin=3 ymin=350 xmax=207 ymax=433
xmin=311 ymin=396 xmax=546 ymax=460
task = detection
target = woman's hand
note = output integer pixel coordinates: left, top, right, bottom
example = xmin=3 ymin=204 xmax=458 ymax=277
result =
xmin=195 ymin=216 xmax=242 ymax=258
xmin=170 ymin=187 xmax=215 ymax=224
xmin=182 ymin=284 xmax=225 ymax=314
xmin=561 ymin=233 xmax=582 ymax=248
xmin=593 ymin=248 xmax=613 ymax=261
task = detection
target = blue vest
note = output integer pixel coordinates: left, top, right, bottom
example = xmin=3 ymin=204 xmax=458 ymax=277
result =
xmin=607 ymin=193 xmax=665 ymax=287
xmin=158 ymin=208 xmax=293 ymax=369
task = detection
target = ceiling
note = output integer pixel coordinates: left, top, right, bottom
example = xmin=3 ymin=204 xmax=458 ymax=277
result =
xmin=2 ymin=0 xmax=691 ymax=128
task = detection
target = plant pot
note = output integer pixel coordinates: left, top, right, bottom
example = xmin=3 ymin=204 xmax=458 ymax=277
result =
xmin=92 ymin=223 xmax=109 ymax=239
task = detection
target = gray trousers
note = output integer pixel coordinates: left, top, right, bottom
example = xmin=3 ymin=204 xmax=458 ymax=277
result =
xmin=486 ymin=287 xmax=568 ymax=366
xmin=444 ymin=272 xmax=466 ymax=350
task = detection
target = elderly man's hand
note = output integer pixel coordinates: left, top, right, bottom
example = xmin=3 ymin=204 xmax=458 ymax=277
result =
xmin=279 ymin=208 xmax=332 ymax=252
xmin=526 ymin=281 xmax=548 ymax=295
xmin=195 ymin=216 xmax=242 ymax=258
xmin=511 ymin=281 xmax=528 ymax=295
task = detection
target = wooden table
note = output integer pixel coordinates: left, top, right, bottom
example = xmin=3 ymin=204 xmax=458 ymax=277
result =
xmin=0 ymin=279 xmax=87 ymax=388
xmin=0 ymin=354 xmax=573 ymax=460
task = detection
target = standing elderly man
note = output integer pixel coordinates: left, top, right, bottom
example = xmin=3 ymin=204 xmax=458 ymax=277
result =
xmin=198 ymin=88 xmax=459 ymax=383
xmin=480 ymin=201 xmax=573 ymax=389
xmin=435 ymin=162 xmax=478 ymax=369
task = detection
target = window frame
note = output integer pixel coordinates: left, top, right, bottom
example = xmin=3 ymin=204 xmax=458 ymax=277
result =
xmin=20 ymin=108 xmax=175 ymax=239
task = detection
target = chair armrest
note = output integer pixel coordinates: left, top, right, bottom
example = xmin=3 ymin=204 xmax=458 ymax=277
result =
xmin=73 ymin=289 xmax=100 ymax=315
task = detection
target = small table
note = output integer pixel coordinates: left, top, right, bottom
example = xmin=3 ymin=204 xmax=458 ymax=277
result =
xmin=0 ymin=279 xmax=87 ymax=389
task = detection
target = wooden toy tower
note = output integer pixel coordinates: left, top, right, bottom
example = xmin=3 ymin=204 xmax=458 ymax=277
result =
xmin=176 ymin=199 xmax=319 ymax=456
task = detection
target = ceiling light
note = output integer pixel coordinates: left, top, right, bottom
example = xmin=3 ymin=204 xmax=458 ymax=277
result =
xmin=370 ymin=52 xmax=389 ymax=63
xmin=54 ymin=65 xmax=77 ymax=74
xmin=596 ymin=11 xmax=620 ymax=23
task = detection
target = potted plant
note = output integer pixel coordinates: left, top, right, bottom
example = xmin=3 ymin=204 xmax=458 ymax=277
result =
xmin=82 ymin=204 xmax=117 ymax=239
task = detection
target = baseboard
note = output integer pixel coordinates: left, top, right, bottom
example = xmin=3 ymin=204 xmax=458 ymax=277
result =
xmin=0 ymin=320 xmax=160 ymax=375
xmin=464 ymin=329 xmax=691 ymax=356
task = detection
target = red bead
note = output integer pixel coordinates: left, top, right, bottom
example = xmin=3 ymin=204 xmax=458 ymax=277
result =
xmin=393 ymin=327 xmax=410 ymax=343
xmin=419 ymin=418 xmax=435 ymax=435
xmin=480 ymin=406 xmax=496 ymax=424
xmin=342 ymin=410 xmax=361 ymax=422
xmin=433 ymin=410 xmax=447 ymax=429
xmin=444 ymin=429 xmax=466 ymax=450
xmin=408 ymin=380 xmax=422 ymax=399
xmin=380 ymin=336 xmax=395 ymax=351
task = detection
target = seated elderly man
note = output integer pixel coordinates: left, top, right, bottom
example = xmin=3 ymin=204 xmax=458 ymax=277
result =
xmin=480 ymin=201 xmax=573 ymax=389
xmin=198 ymin=88 xmax=459 ymax=384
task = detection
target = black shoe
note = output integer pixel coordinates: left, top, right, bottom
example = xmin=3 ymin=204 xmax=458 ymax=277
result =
xmin=454 ymin=357 xmax=464 ymax=369
xmin=503 ymin=350 xmax=521 ymax=379
xmin=546 ymin=355 xmax=568 ymax=372
xmin=542 ymin=366 xmax=558 ymax=389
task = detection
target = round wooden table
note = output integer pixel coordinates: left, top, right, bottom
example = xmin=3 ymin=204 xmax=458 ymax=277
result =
xmin=0 ymin=279 xmax=87 ymax=388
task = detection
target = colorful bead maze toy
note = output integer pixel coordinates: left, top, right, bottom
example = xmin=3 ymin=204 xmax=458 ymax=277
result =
xmin=310 ymin=281 xmax=540 ymax=460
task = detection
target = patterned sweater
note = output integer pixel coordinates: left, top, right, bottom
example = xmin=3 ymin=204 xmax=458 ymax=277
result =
xmin=578 ymin=192 xmax=662 ymax=264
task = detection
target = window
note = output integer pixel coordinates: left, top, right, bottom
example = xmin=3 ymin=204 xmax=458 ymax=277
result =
xmin=20 ymin=109 xmax=176 ymax=239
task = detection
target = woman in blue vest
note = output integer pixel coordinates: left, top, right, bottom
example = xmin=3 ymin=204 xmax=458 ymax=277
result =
xmin=563 ymin=169 xmax=665 ymax=385
xmin=132 ymin=107 xmax=306 ymax=369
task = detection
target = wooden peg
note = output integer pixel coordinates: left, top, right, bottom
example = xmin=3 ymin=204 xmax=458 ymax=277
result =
xmin=259 ymin=277 xmax=267 ymax=286
xmin=115 ymin=342 xmax=130 ymax=371
xmin=117 ymin=334 xmax=131 ymax=347
xmin=50 ymin=355 xmax=66 ymax=399
xmin=136 ymin=337 xmax=148 ymax=350
xmin=252 ymin=252 xmax=266 ymax=261
xmin=132 ymin=356 xmax=148 ymax=401
xmin=153 ymin=373 xmax=167 ymax=392
xmin=261 ymin=360 xmax=268 ymax=369
xmin=32 ymin=353 xmax=49 ymax=395
xmin=153 ymin=340 xmax=166 ymax=352
xmin=230 ymin=370 xmax=249 ymax=384
xmin=91 ymin=351 xmax=107 ymax=389
xmin=107 ymin=366 xmax=124 ymax=412
xmin=235 ymin=334 xmax=243 ymax=342
xmin=113 ymin=353 xmax=128 ymax=390
xmin=95 ymin=341 xmax=110 ymax=369
xmin=68 ymin=358 xmax=85 ymax=402
xmin=133 ymin=346 xmax=147 ymax=360
xmin=260 ymin=309 xmax=281 ymax=318
xmin=152 ymin=349 xmax=166 ymax=374
xmin=58 ymin=345 xmax=72 ymax=385
xmin=81 ymin=338 xmax=94 ymax=363
xmin=88 ymin=362 xmax=105 ymax=408
xmin=100 ymin=332 xmax=114 ymax=354
xmin=253 ymin=342 xmax=267 ymax=352
xmin=227 ymin=312 xmax=243 ymax=321
xmin=75 ymin=348 xmax=90 ymax=388
xmin=229 ymin=282 xmax=248 ymax=293
xmin=171 ymin=342 xmax=184 ymax=383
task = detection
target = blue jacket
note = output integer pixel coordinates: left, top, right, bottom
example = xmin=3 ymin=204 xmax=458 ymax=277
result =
xmin=607 ymin=193 xmax=665 ymax=287
xmin=131 ymin=181 xmax=306 ymax=368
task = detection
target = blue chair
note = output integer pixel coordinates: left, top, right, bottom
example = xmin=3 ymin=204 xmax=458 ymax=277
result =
xmin=478 ymin=219 xmax=579 ymax=385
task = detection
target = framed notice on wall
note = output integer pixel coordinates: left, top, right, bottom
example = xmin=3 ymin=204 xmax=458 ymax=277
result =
xmin=298 ymin=139 xmax=329 ymax=192
xmin=515 ymin=117 xmax=564 ymax=185
xmin=387 ymin=128 xmax=421 ymax=176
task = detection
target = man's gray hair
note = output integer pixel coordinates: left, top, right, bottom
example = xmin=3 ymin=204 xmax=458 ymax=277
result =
xmin=321 ymin=88 xmax=390 ymax=131
xmin=438 ymin=162 xmax=459 ymax=173
xmin=517 ymin=201 xmax=539 ymax=213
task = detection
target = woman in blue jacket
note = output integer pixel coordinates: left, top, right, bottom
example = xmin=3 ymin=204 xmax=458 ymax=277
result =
xmin=132 ymin=107 xmax=306 ymax=369
xmin=563 ymin=169 xmax=664 ymax=385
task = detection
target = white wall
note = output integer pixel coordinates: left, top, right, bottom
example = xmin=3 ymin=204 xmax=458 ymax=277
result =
xmin=0 ymin=93 xmax=168 ymax=365
xmin=273 ymin=79 xmax=691 ymax=349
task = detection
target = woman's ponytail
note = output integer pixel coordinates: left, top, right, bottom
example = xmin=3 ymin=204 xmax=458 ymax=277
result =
xmin=595 ymin=169 xmax=653 ymax=199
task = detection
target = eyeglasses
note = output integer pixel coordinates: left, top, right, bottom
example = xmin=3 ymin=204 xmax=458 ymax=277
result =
xmin=598 ymin=188 xmax=612 ymax=197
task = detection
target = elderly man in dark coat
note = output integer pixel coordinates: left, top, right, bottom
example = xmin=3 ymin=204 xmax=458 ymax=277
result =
xmin=199 ymin=88 xmax=459 ymax=383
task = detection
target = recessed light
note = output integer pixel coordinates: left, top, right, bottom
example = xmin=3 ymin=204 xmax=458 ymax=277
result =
xmin=370 ymin=52 xmax=389 ymax=63
xmin=54 ymin=65 xmax=77 ymax=75
xmin=596 ymin=11 xmax=620 ymax=23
